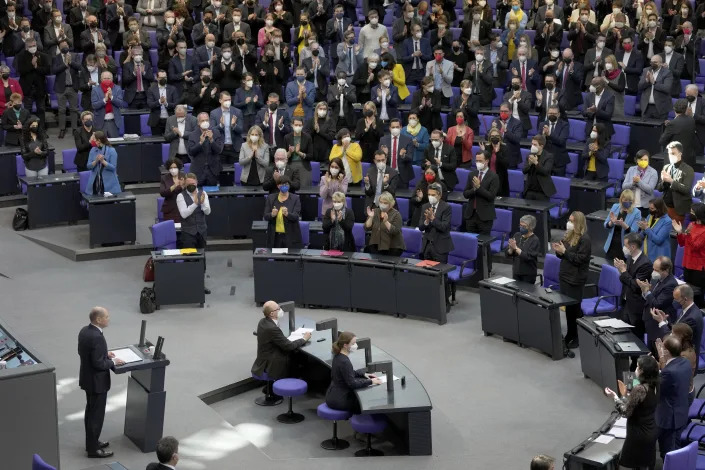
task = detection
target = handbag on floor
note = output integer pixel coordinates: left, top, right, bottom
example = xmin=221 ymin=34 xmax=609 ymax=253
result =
xmin=143 ymin=257 xmax=154 ymax=282
xmin=139 ymin=287 xmax=156 ymax=314
xmin=12 ymin=208 xmax=28 ymax=231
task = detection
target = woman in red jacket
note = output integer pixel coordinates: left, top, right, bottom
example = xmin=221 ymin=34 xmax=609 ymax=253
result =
xmin=0 ymin=65 xmax=23 ymax=145
xmin=445 ymin=110 xmax=474 ymax=168
xmin=675 ymin=203 xmax=705 ymax=306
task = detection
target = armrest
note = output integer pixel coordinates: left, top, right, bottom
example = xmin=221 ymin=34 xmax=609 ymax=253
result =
xmin=458 ymin=258 xmax=474 ymax=279
xmin=500 ymin=233 xmax=507 ymax=250
xmin=537 ymin=273 xmax=544 ymax=285
xmin=592 ymin=294 xmax=619 ymax=315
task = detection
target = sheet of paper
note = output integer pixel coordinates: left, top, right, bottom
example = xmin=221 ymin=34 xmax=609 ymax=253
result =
xmin=491 ymin=276 xmax=515 ymax=285
xmin=110 ymin=347 xmax=142 ymax=364
xmin=287 ymin=328 xmax=314 ymax=341
xmin=174 ymin=223 xmax=181 ymax=230
xmin=103 ymin=191 xmax=114 ymax=197
xmin=272 ymin=248 xmax=288 ymax=254
xmin=375 ymin=374 xmax=400 ymax=384
xmin=594 ymin=319 xmax=634 ymax=328
xmin=614 ymin=417 xmax=627 ymax=427
xmin=161 ymin=249 xmax=181 ymax=256
xmin=593 ymin=434 xmax=614 ymax=445
xmin=606 ymin=426 xmax=627 ymax=438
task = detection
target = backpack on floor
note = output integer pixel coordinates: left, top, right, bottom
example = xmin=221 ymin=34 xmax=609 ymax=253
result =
xmin=139 ymin=287 xmax=156 ymax=314
xmin=12 ymin=208 xmax=28 ymax=231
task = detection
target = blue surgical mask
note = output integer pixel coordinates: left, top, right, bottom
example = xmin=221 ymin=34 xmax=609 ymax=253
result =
xmin=296 ymin=76 xmax=305 ymax=83
xmin=622 ymin=201 xmax=632 ymax=209
xmin=380 ymin=60 xmax=388 ymax=67
xmin=279 ymin=184 xmax=289 ymax=193
xmin=512 ymin=5 xmax=520 ymax=11
xmin=519 ymin=227 xmax=528 ymax=235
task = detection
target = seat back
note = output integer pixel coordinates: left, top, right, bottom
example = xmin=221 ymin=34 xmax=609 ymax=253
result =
xmin=449 ymin=202 xmax=463 ymax=230
xmin=15 ymin=154 xmax=24 ymax=177
xmin=352 ymin=222 xmax=365 ymax=251
xmin=396 ymin=197 xmax=409 ymax=222
xmin=566 ymin=152 xmax=578 ymax=177
xmin=140 ymin=114 xmax=152 ymax=136
xmin=448 ymin=232 xmax=478 ymax=268
xmin=156 ymin=197 xmax=164 ymax=222
xmin=489 ymin=208 xmax=512 ymax=249
xmin=607 ymin=158 xmax=626 ymax=196
xmin=611 ymin=125 xmax=630 ymax=158
xmin=361 ymin=162 xmax=371 ymax=181
xmin=543 ymin=254 xmax=560 ymax=289
xmin=663 ymin=441 xmax=698 ymax=470
xmin=62 ymin=149 xmax=77 ymax=172
xmin=311 ymin=161 xmax=321 ymax=184
xmin=401 ymin=227 xmax=422 ymax=257
xmin=151 ymin=220 xmax=177 ymax=250
xmin=675 ymin=245 xmax=684 ymax=279
xmin=508 ymin=169 xmax=524 ymax=198
xmin=408 ymin=165 xmax=422 ymax=187
xmin=234 ymin=162 xmax=243 ymax=185
xmin=32 ymin=454 xmax=56 ymax=470
xmin=550 ymin=176 xmax=571 ymax=206
xmin=79 ymin=171 xmax=90 ymax=193
xmin=161 ymin=143 xmax=170 ymax=163
xmin=598 ymin=264 xmax=621 ymax=306
xmin=624 ymin=95 xmax=636 ymax=116
xmin=568 ymin=119 xmax=586 ymax=143
xmin=299 ymin=220 xmax=309 ymax=247
xmin=455 ymin=168 xmax=470 ymax=191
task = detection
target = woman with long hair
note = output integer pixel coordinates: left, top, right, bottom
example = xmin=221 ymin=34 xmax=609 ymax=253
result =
xmin=21 ymin=117 xmax=48 ymax=177
xmin=604 ymin=189 xmax=642 ymax=261
xmin=305 ymin=101 xmax=336 ymax=164
xmin=159 ymin=157 xmax=185 ymax=222
xmin=583 ymin=122 xmax=610 ymax=181
xmin=552 ymin=211 xmax=591 ymax=348
xmin=674 ymin=203 xmax=705 ymax=306
xmin=603 ymin=55 xmax=626 ymax=117
xmin=319 ymin=157 xmax=349 ymax=216
xmin=637 ymin=198 xmax=673 ymax=262
xmin=86 ymin=131 xmax=121 ymax=195
xmin=238 ymin=125 xmax=270 ymax=186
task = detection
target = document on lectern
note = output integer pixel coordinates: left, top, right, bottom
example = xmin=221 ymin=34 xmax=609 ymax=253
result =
xmin=110 ymin=348 xmax=142 ymax=364
xmin=490 ymin=276 xmax=515 ymax=285
xmin=375 ymin=374 xmax=400 ymax=384
xmin=287 ymin=328 xmax=314 ymax=341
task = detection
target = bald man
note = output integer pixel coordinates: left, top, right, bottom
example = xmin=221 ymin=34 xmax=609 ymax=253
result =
xmin=251 ymin=301 xmax=311 ymax=383
xmin=78 ymin=307 xmax=124 ymax=458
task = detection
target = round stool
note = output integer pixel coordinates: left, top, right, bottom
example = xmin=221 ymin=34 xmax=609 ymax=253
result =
xmin=317 ymin=403 xmax=351 ymax=450
xmin=272 ymin=379 xmax=307 ymax=424
xmin=350 ymin=414 xmax=387 ymax=456
xmin=252 ymin=372 xmax=282 ymax=406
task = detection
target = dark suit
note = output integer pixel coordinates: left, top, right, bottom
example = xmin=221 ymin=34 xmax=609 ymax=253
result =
xmin=73 ymin=126 xmax=93 ymax=171
xmin=16 ymin=49 xmax=50 ymax=126
xmin=660 ymin=115 xmax=696 ymax=167
xmin=191 ymin=21 xmax=218 ymax=47
xmin=400 ymin=37 xmax=432 ymax=85
xmin=491 ymin=117 xmax=523 ymax=168
xmin=543 ymin=119 xmax=569 ymax=174
xmin=567 ymin=21 xmax=598 ymax=59
xmin=638 ymin=66 xmax=674 ymax=120
xmin=638 ymin=28 xmax=666 ymax=63
xmin=146 ymin=463 xmax=173 ymax=470
xmin=459 ymin=19 xmax=491 ymax=49
xmin=1 ymin=107 xmax=30 ymax=146
xmin=69 ymin=6 xmax=97 ymax=41
xmin=370 ymin=84 xmax=400 ymax=120
xmin=302 ymin=56 xmax=330 ymax=102
xmin=503 ymin=89 xmax=533 ymax=133
xmin=583 ymin=47 xmax=613 ymax=84
xmin=167 ymin=54 xmax=198 ymax=100
xmin=619 ymin=252 xmax=653 ymax=341
xmin=164 ymin=114 xmax=198 ymax=159
xmin=145 ymin=84 xmax=177 ymax=134
xmin=364 ymin=165 xmax=399 ymax=208
xmin=282 ymin=132 xmax=314 ymax=172
xmin=121 ymin=60 xmax=153 ymax=107
xmin=463 ymin=168 xmax=499 ymax=234
xmin=555 ymin=61 xmax=584 ymax=111
xmin=690 ymin=97 xmax=705 ymax=155
xmin=250 ymin=317 xmax=306 ymax=380
xmin=523 ymin=151 xmax=556 ymax=199
xmin=187 ymin=126 xmax=224 ymax=186
xmin=661 ymin=52 xmax=685 ymax=97
xmin=534 ymin=24 xmax=564 ymax=62
xmin=418 ymin=199 xmax=454 ymax=262
xmin=256 ymin=108 xmax=291 ymax=149
xmin=264 ymin=193 xmax=303 ymax=249
xmin=656 ymin=355 xmax=692 ymax=455
xmin=105 ymin=3 xmax=133 ymax=49
xmin=657 ymin=161 xmax=695 ymax=216
xmin=379 ymin=133 xmax=414 ymax=187
xmin=78 ymin=324 xmax=115 ymax=454
xmin=209 ymin=106 xmax=245 ymax=158
xmin=193 ymin=44 xmax=221 ymax=72
xmin=43 ymin=22 xmax=74 ymax=57
xmin=616 ymin=49 xmax=644 ymax=94
xmin=262 ymin=165 xmax=301 ymax=194
xmin=508 ymin=59 xmax=540 ymax=96
xmin=326 ymin=82 xmax=357 ymax=130
xmin=657 ymin=304 xmax=705 ymax=360
xmin=675 ymin=34 xmax=700 ymax=81
xmin=79 ymin=28 xmax=111 ymax=54
xmin=424 ymin=143 xmax=458 ymax=190
xmin=583 ymin=90 xmax=615 ymax=138
xmin=464 ymin=59 xmax=495 ymax=107
xmin=642 ymin=274 xmax=679 ymax=351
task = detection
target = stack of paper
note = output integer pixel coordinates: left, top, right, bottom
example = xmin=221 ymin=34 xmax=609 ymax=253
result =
xmin=594 ymin=319 xmax=634 ymax=328
xmin=287 ymin=328 xmax=314 ymax=341
xmin=110 ymin=348 xmax=142 ymax=364
xmin=375 ymin=373 xmax=400 ymax=384
xmin=272 ymin=248 xmax=288 ymax=254
xmin=490 ymin=276 xmax=515 ymax=285
xmin=606 ymin=417 xmax=627 ymax=439
xmin=593 ymin=434 xmax=615 ymax=444
xmin=162 ymin=249 xmax=181 ymax=256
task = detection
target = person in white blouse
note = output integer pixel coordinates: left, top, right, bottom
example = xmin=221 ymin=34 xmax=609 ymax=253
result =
xmin=176 ymin=173 xmax=211 ymax=249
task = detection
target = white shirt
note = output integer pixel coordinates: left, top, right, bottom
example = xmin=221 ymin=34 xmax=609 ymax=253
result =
xmin=159 ymin=86 xmax=169 ymax=118
xmin=177 ymin=118 xmax=187 ymax=154
xmin=339 ymin=85 xmax=346 ymax=116
xmin=92 ymin=30 xmax=99 ymax=47
xmin=380 ymin=87 xmax=389 ymax=120
xmin=176 ymin=191 xmax=212 ymax=218
xmin=222 ymin=107 xmax=231 ymax=145
xmin=511 ymin=95 xmax=519 ymax=119
xmin=649 ymin=67 xmax=660 ymax=104
xmin=54 ymin=26 xmax=63 ymax=54
xmin=631 ymin=251 xmax=642 ymax=263
xmin=470 ymin=21 xmax=480 ymax=43
xmin=664 ymin=53 xmax=673 ymax=67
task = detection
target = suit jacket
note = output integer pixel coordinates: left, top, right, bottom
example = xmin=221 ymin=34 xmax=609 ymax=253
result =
xmin=675 ymin=34 xmax=700 ymax=80
xmin=450 ymin=93 xmax=480 ymax=134
xmin=656 ymin=356 xmax=692 ymax=430
xmin=51 ymin=53 xmax=81 ymax=93
xmin=79 ymin=28 xmax=111 ymax=54
xmin=370 ymin=84 xmax=400 ymax=120
xmin=418 ymin=200 xmax=454 ymax=255
xmin=638 ymin=28 xmax=666 ymax=63
xmin=263 ymin=192 xmax=303 ymax=249
xmin=657 ymin=161 xmax=695 ymax=215
xmin=284 ymin=81 xmax=316 ymax=122
xmin=619 ymin=252 xmax=653 ymax=320
xmin=463 ymin=168 xmax=499 ymax=221
xmin=534 ymin=23 xmax=564 ymax=61
xmin=136 ymin=0 xmax=167 ymax=28
xmin=167 ymin=53 xmax=198 ymax=98
xmin=660 ymin=115 xmax=696 ymax=167
xmin=661 ymin=52 xmax=686 ymax=96
xmin=464 ymin=59 xmax=495 ymax=107
xmin=542 ymin=119 xmax=570 ymax=169
xmin=69 ymin=6 xmax=97 ymax=40
xmin=91 ymin=84 xmax=127 ymax=130
xmin=262 ymin=165 xmax=301 ymax=194
xmin=508 ymin=59 xmax=540 ymax=96
xmin=164 ymin=114 xmax=198 ymax=159
xmin=364 ymin=165 xmax=399 ymax=208
xmin=105 ymin=3 xmax=134 ymax=46
xmin=250 ymin=317 xmax=306 ymax=380
xmin=16 ymin=50 xmax=51 ymax=97
xmin=146 ymin=84 xmax=178 ymax=127
xmin=146 ymin=463 xmax=173 ymax=470
xmin=302 ymin=56 xmax=330 ymax=99
xmin=43 ymin=22 xmax=74 ymax=57
xmin=187 ymin=81 xmax=220 ymax=116
xmin=400 ymin=37 xmax=432 ymax=77
xmin=583 ymin=90 xmax=615 ymax=138
xmin=535 ymin=5 xmax=565 ymax=24
xmin=325 ymin=17 xmax=353 ymax=54
xmin=223 ymin=21 xmax=252 ymax=45
xmin=459 ymin=19 xmax=491 ymax=48
xmin=73 ymin=125 xmax=93 ymax=169
xmin=638 ymin=66 xmax=674 ymax=117
xmin=210 ymin=106 xmax=244 ymax=153
xmin=583 ymin=46 xmax=613 ymax=83
xmin=379 ymin=133 xmax=414 ymax=187
xmin=642 ymin=274 xmax=679 ymax=342
xmin=555 ymin=61 xmax=584 ymax=111
xmin=1 ymin=108 xmax=30 ymax=146
xmin=424 ymin=143 xmax=458 ymax=190
xmin=78 ymin=324 xmax=114 ymax=394
xmin=616 ymin=49 xmax=644 ymax=94
xmin=692 ymin=96 xmax=705 ymax=154
xmin=282 ymin=132 xmax=314 ymax=171
xmin=122 ymin=60 xmax=154 ymax=105
xmin=503 ymin=89 xmax=533 ymax=131
xmin=425 ymin=59 xmax=455 ymax=98
xmin=327 ymin=83 xmax=357 ymax=129
xmin=194 ymin=44 xmax=221 ymax=72
xmin=186 ymin=126 xmax=224 ymax=184
xmin=491 ymin=117 xmax=523 ymax=168
xmin=256 ymin=107 xmax=291 ymax=148
xmin=523 ymin=151 xmax=556 ymax=197
xmin=191 ymin=21 xmax=218 ymax=47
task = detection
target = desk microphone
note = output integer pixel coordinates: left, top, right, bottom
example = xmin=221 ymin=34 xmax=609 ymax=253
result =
xmin=317 ymin=337 xmax=326 ymax=342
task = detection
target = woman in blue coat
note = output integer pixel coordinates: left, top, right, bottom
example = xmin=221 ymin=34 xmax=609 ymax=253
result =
xmin=604 ymin=188 xmax=642 ymax=260
xmin=86 ymin=131 xmax=121 ymax=195
xmin=637 ymin=197 xmax=673 ymax=262
xmin=401 ymin=111 xmax=429 ymax=165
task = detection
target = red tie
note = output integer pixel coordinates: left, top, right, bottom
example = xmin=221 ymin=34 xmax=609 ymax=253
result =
xmin=136 ymin=65 xmax=142 ymax=92
xmin=391 ymin=136 xmax=397 ymax=169
xmin=521 ymin=63 xmax=526 ymax=90
xmin=269 ymin=112 xmax=275 ymax=145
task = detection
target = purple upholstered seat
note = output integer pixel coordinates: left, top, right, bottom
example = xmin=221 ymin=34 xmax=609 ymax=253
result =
xmin=32 ymin=454 xmax=56 ymax=470
xmin=317 ymin=403 xmax=351 ymax=421
xmin=580 ymin=264 xmax=621 ymax=316
xmin=664 ymin=441 xmax=697 ymax=470
xmin=350 ymin=414 xmax=387 ymax=434
xmin=151 ymin=220 xmax=177 ymax=250
xmin=401 ymin=227 xmax=422 ymax=258
xmin=273 ymin=378 xmax=307 ymax=397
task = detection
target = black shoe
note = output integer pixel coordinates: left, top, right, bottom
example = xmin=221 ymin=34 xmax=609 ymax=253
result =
xmin=87 ymin=449 xmax=114 ymax=458
xmin=98 ymin=441 xmax=109 ymax=449
xmin=204 ymin=288 xmax=211 ymax=294
xmin=58 ymin=129 xmax=66 ymax=139
xmin=566 ymin=338 xmax=580 ymax=349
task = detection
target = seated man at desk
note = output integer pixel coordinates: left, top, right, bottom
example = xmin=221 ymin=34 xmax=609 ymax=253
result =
xmin=506 ymin=215 xmax=540 ymax=283
xmin=251 ymin=300 xmax=311 ymax=382
xmin=263 ymin=148 xmax=301 ymax=194
xmin=326 ymin=331 xmax=382 ymax=414
xmin=522 ymin=135 xmax=556 ymax=201
xmin=264 ymin=175 xmax=303 ymax=249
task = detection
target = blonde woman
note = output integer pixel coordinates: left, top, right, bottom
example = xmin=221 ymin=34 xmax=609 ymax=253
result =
xmin=322 ymin=191 xmax=355 ymax=251
xmin=238 ymin=125 xmax=270 ymax=185
xmin=637 ymin=1 xmax=659 ymax=32
xmin=604 ymin=188 xmax=642 ymax=260
xmin=329 ymin=128 xmax=363 ymax=184
xmin=603 ymin=55 xmax=625 ymax=116
xmin=552 ymin=211 xmax=591 ymax=348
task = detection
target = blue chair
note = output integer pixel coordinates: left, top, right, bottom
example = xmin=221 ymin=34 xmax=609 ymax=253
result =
xmin=161 ymin=143 xmax=170 ymax=163
xmin=150 ymin=49 xmax=159 ymax=73
xmin=447 ymin=232 xmax=478 ymax=301
xmin=492 ymin=88 xmax=503 ymax=107
xmin=352 ymin=222 xmax=366 ymax=251
xmin=32 ymin=454 xmax=56 ymax=470
xmin=272 ymin=378 xmax=307 ymax=424
xmin=401 ymin=227 xmax=422 ymax=258
xmin=361 ymin=162 xmax=371 ymax=181
xmin=311 ymin=161 xmax=321 ymax=185
xmin=566 ymin=152 xmax=578 ymax=177
xmin=252 ymin=371 xmax=283 ymax=406
xmin=148 ymin=30 xmax=157 ymax=49
xmin=350 ymin=414 xmax=387 ymax=457
xmin=508 ymin=169 xmax=523 ymax=198
xmin=664 ymin=440 xmax=697 ymax=469
xmin=675 ymin=245 xmax=685 ymax=280
xmin=624 ymin=95 xmax=637 ymax=116
xmin=140 ymin=114 xmax=152 ymax=136
xmin=396 ymin=197 xmax=409 ymax=222
xmin=317 ymin=403 xmax=351 ymax=450
xmin=440 ymin=113 xmax=447 ymax=130
xmin=234 ymin=162 xmax=242 ymax=186
xmin=156 ymin=197 xmax=164 ymax=222
xmin=488 ymin=208 xmax=512 ymax=253
xmin=526 ymin=115 xmax=538 ymax=138
xmin=549 ymin=176 xmax=571 ymax=222
xmin=15 ymin=154 xmax=26 ymax=194
xmin=568 ymin=119 xmax=586 ymax=144
xmin=46 ymin=75 xmax=57 ymax=109
xmin=408 ymin=165 xmax=422 ymax=187
xmin=611 ymin=124 xmax=630 ymax=159
xmin=455 ymin=168 xmax=470 ymax=191
xmin=299 ymin=221 xmax=309 ymax=247
xmin=151 ymin=220 xmax=177 ymax=250
xmin=79 ymin=171 xmax=90 ymax=194
xmin=580 ymin=264 xmax=621 ymax=316
xmin=449 ymin=202 xmax=463 ymax=230
xmin=62 ymin=149 xmax=77 ymax=173
xmin=605 ymin=158 xmax=626 ymax=198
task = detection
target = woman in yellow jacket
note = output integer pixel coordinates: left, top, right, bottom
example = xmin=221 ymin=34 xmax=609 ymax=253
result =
xmin=329 ymin=128 xmax=363 ymax=184
xmin=381 ymin=52 xmax=409 ymax=102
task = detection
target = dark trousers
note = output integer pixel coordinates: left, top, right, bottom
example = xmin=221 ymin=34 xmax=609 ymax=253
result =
xmin=273 ymin=232 xmax=288 ymax=248
xmin=623 ymin=307 xmax=646 ymax=343
xmin=525 ymin=190 xmax=549 ymax=201
xmin=514 ymin=273 xmax=536 ymax=283
xmin=84 ymin=390 xmax=107 ymax=453
xmin=643 ymin=104 xmax=668 ymax=121
xmin=684 ymin=268 xmax=705 ymax=307
xmin=552 ymin=165 xmax=566 ymax=176
xmin=150 ymin=118 xmax=166 ymax=137
xmin=130 ymin=92 xmax=147 ymax=109
xmin=560 ymin=280 xmax=584 ymax=340
xmin=465 ymin=215 xmax=493 ymax=235
xmin=221 ymin=144 xmax=238 ymax=165
xmin=180 ymin=231 xmax=206 ymax=249
xmin=367 ymin=245 xmax=403 ymax=256
xmin=407 ymin=68 xmax=425 ymax=87
xmin=658 ymin=426 xmax=684 ymax=458
xmin=422 ymin=241 xmax=451 ymax=303
xmin=23 ymin=94 xmax=46 ymax=128
xmin=175 ymin=152 xmax=191 ymax=164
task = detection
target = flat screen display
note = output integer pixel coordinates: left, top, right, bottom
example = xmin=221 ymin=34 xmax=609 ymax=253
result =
xmin=0 ymin=328 xmax=37 ymax=369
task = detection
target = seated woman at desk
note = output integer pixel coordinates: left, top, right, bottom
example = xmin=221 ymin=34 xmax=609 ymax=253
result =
xmin=86 ymin=131 xmax=121 ymax=196
xmin=582 ymin=123 xmax=610 ymax=181
xmin=160 ymin=157 xmax=186 ymax=222
xmin=319 ymin=157 xmax=349 ymax=216
xmin=364 ymin=192 xmax=405 ymax=256
xmin=20 ymin=117 xmax=49 ymax=177
xmin=323 ymin=191 xmax=355 ymax=252
xmin=637 ymin=197 xmax=672 ymax=263
xmin=325 ymin=331 xmax=383 ymax=414
xmin=604 ymin=189 xmax=641 ymax=261
xmin=603 ymin=355 xmax=659 ymax=470
xmin=264 ymin=175 xmax=303 ymax=249
xmin=505 ymin=215 xmax=540 ymax=283
xmin=410 ymin=166 xmax=447 ymax=227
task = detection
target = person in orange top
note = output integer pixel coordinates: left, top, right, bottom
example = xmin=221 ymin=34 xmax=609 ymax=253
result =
xmin=445 ymin=110 xmax=474 ymax=168
xmin=674 ymin=203 xmax=705 ymax=306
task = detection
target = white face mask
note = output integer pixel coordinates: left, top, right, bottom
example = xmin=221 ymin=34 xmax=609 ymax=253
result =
xmin=341 ymin=136 xmax=351 ymax=145
xmin=475 ymin=54 xmax=484 ymax=62
xmin=408 ymin=119 xmax=418 ymax=127
xmin=390 ymin=127 xmax=401 ymax=137
xmin=588 ymin=85 xmax=597 ymax=93
xmin=605 ymin=63 xmax=613 ymax=71
xmin=166 ymin=17 xmax=175 ymax=25
xmin=265 ymin=19 xmax=274 ymax=27
xmin=622 ymin=246 xmax=631 ymax=257
xmin=28 ymin=47 xmax=37 ymax=54
xmin=475 ymin=162 xmax=485 ymax=171
xmin=370 ymin=18 xmax=379 ymax=25
xmin=566 ymin=221 xmax=574 ymax=231
xmin=293 ymin=125 xmax=303 ymax=133
xmin=463 ymin=87 xmax=473 ymax=95
xmin=317 ymin=110 xmax=327 ymax=118
xmin=221 ymin=100 xmax=231 ymax=109
xmin=222 ymin=51 xmax=232 ymax=60
xmin=200 ymin=121 xmax=209 ymax=129
xmin=664 ymin=46 xmax=673 ymax=54
xmin=169 ymin=168 xmax=179 ymax=176
xmin=518 ymin=55 xmax=526 ymax=62
xmin=376 ymin=161 xmax=386 ymax=171
xmin=337 ymin=78 xmax=347 ymax=86
xmin=379 ymin=203 xmax=390 ymax=211
xmin=250 ymin=134 xmax=259 ymax=142
xmin=245 ymin=80 xmax=253 ymax=88
xmin=546 ymin=0 xmax=553 ymax=4
xmin=333 ymin=202 xmax=344 ymax=210
xmin=275 ymin=160 xmax=286 ymax=170
xmin=382 ymin=79 xmax=391 ymax=87
xmin=206 ymin=41 xmax=215 ymax=48
xmin=431 ymin=140 xmax=441 ymax=149
xmin=590 ymin=131 xmax=598 ymax=139
xmin=668 ymin=154 xmax=679 ymax=165
xmin=415 ymin=32 xmax=422 ymax=39
xmin=277 ymin=308 xmax=284 ymax=319
xmin=651 ymin=270 xmax=661 ymax=281
xmin=425 ymin=86 xmax=435 ymax=93
xmin=368 ymin=62 xmax=378 ymax=68
xmin=330 ymin=168 xmax=340 ymax=176
xmin=530 ymin=145 xmax=539 ymax=153
xmin=428 ymin=195 xmax=438 ymax=205
xmin=381 ymin=42 xmax=389 ymax=49
xmin=349 ymin=343 xmax=358 ymax=352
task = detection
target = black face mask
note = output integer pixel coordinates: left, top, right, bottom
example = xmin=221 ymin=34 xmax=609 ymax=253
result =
xmin=548 ymin=115 xmax=558 ymax=122
xmin=545 ymin=83 xmax=554 ymax=90
xmin=268 ymin=103 xmax=277 ymax=111
xmin=158 ymin=78 xmax=167 ymax=86
xmin=651 ymin=63 xmax=659 ymax=71
xmin=30 ymin=125 xmax=38 ymax=132
xmin=312 ymin=49 xmax=319 ymax=57
xmin=84 ymin=119 xmax=93 ymax=127
xmin=13 ymin=104 xmax=21 ymax=110
xmin=301 ymin=20 xmax=308 ymax=25
xmin=21 ymin=25 xmax=30 ymax=32
xmin=186 ymin=184 xmax=197 ymax=192
xmin=563 ymin=57 xmax=572 ymax=64
xmin=687 ymin=95 xmax=696 ymax=102
xmin=236 ymin=38 xmax=245 ymax=46
xmin=204 ymin=17 xmax=212 ymax=24
xmin=89 ymin=22 xmax=98 ymax=29
xmin=1 ymin=73 xmax=8 ymax=80
xmin=490 ymin=137 xmax=500 ymax=144
xmin=202 ymin=76 xmax=211 ymax=84
xmin=452 ymin=46 xmax=460 ymax=52
xmin=649 ymin=210 xmax=657 ymax=217
xmin=364 ymin=109 xmax=374 ymax=117
xmin=511 ymin=83 xmax=520 ymax=91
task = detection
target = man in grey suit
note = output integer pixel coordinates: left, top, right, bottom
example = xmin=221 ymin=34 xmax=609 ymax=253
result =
xmin=638 ymin=55 xmax=674 ymax=120
xmin=204 ymin=1 xmax=231 ymax=38
xmin=425 ymin=45 xmax=454 ymax=104
xmin=583 ymin=36 xmax=613 ymax=85
xmin=164 ymin=104 xmax=198 ymax=162
xmin=51 ymin=39 xmax=80 ymax=138
xmin=336 ymin=30 xmax=364 ymax=84
xmin=504 ymin=77 xmax=533 ymax=137
xmin=43 ymin=9 xmax=74 ymax=57
xmin=223 ymin=11 xmax=252 ymax=45
xmin=136 ymin=0 xmax=167 ymax=30
xmin=661 ymin=36 xmax=685 ymax=97
xmin=194 ymin=33 xmax=220 ymax=73
xmin=364 ymin=150 xmax=400 ymax=209
xmin=534 ymin=0 xmax=564 ymax=25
